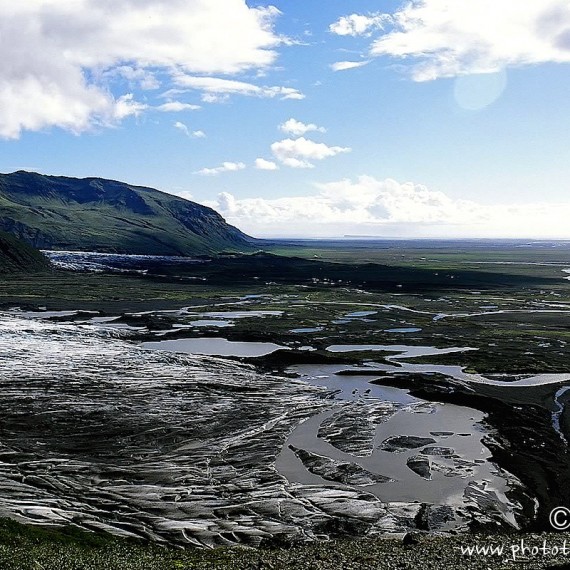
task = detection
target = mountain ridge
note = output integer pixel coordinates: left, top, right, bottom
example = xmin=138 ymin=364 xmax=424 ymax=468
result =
xmin=0 ymin=171 xmax=255 ymax=255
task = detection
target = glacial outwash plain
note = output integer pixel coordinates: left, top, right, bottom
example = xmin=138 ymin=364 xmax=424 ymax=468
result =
xmin=2 ymin=174 xmax=570 ymax=568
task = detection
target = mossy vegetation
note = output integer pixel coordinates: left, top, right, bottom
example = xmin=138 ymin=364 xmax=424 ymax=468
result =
xmin=0 ymin=171 xmax=255 ymax=255
xmin=1 ymin=518 xmax=570 ymax=569
xmin=0 ymin=231 xmax=50 ymax=273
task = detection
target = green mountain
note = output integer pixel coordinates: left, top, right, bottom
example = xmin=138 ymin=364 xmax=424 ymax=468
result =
xmin=0 ymin=230 xmax=50 ymax=273
xmin=0 ymin=171 xmax=255 ymax=255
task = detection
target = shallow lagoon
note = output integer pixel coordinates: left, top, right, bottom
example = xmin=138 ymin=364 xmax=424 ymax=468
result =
xmin=174 ymin=320 xmax=233 ymax=328
xmin=277 ymin=361 xmax=519 ymax=528
xmin=142 ymin=337 xmax=288 ymax=357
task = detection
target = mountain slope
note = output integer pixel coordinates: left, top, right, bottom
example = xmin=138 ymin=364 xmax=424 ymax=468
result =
xmin=0 ymin=171 xmax=254 ymax=255
xmin=0 ymin=231 xmax=50 ymax=273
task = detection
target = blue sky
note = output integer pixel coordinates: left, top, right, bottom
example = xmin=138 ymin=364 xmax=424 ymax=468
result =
xmin=2 ymin=0 xmax=570 ymax=238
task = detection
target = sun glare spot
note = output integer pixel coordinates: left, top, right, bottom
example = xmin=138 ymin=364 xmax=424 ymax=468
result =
xmin=453 ymin=70 xmax=507 ymax=111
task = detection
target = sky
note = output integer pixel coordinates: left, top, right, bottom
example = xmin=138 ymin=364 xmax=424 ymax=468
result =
xmin=1 ymin=0 xmax=570 ymax=239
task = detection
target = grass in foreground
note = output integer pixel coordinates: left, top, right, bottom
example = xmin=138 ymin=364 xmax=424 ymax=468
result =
xmin=1 ymin=518 xmax=570 ymax=570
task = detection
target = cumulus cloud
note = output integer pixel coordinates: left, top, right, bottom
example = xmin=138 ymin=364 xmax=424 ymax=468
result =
xmin=196 ymin=161 xmax=246 ymax=176
xmin=157 ymin=101 xmax=201 ymax=112
xmin=254 ymin=158 xmax=279 ymax=170
xmin=340 ymin=0 xmax=570 ymax=81
xmin=271 ymin=137 xmax=351 ymax=168
xmin=203 ymin=175 xmax=570 ymax=238
xmin=112 ymin=94 xmax=148 ymax=120
xmin=0 ymin=0 xmax=283 ymax=138
xmin=173 ymin=75 xmax=305 ymax=101
xmin=330 ymin=60 xmax=370 ymax=72
xmin=330 ymin=13 xmax=388 ymax=37
xmin=279 ymin=118 xmax=326 ymax=136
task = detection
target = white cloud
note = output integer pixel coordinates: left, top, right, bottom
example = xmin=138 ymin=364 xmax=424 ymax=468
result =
xmin=174 ymin=121 xmax=189 ymax=136
xmin=157 ymin=102 xmax=201 ymax=112
xmin=203 ymin=175 xmax=570 ymax=238
xmin=0 ymin=0 xmax=283 ymax=138
xmin=368 ymin=0 xmax=570 ymax=80
xmin=112 ymin=66 xmax=160 ymax=90
xmin=254 ymin=158 xmax=279 ymax=170
xmin=201 ymin=93 xmax=231 ymax=104
xmin=279 ymin=118 xmax=326 ymax=136
xmin=277 ymin=88 xmax=306 ymax=101
xmin=174 ymin=122 xmax=206 ymax=138
xmin=174 ymin=75 xmax=305 ymax=101
xmin=112 ymin=94 xmax=148 ymax=120
xmin=330 ymin=60 xmax=370 ymax=72
xmin=270 ymin=137 xmax=351 ymax=168
xmin=330 ymin=13 xmax=388 ymax=37
xmin=196 ymin=161 xmax=246 ymax=176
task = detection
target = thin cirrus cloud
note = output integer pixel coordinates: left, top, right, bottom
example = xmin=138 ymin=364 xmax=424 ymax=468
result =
xmin=270 ymin=137 xmax=351 ymax=168
xmin=157 ymin=102 xmax=201 ymax=112
xmin=195 ymin=162 xmax=246 ymax=176
xmin=330 ymin=60 xmax=370 ymax=72
xmin=279 ymin=118 xmax=326 ymax=136
xmin=0 ymin=0 xmax=283 ymax=139
xmin=204 ymin=176 xmax=570 ymax=238
xmin=332 ymin=1 xmax=570 ymax=81
xmin=173 ymin=122 xmax=205 ymax=138
xmin=172 ymin=75 xmax=305 ymax=101
xmin=111 ymin=66 xmax=161 ymax=90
